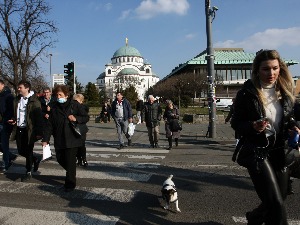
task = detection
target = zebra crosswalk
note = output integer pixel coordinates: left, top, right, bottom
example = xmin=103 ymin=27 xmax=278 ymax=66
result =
xmin=1 ymin=146 xmax=300 ymax=224
xmin=0 ymin=147 xmax=167 ymax=225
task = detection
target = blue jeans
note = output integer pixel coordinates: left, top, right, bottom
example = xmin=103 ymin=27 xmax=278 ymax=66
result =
xmin=115 ymin=119 xmax=130 ymax=145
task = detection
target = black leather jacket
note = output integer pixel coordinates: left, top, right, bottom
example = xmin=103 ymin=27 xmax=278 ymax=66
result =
xmin=231 ymin=79 xmax=295 ymax=169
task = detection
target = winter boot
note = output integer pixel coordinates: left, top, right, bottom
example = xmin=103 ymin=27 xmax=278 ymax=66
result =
xmin=175 ymin=138 xmax=179 ymax=146
xmin=167 ymin=137 xmax=172 ymax=150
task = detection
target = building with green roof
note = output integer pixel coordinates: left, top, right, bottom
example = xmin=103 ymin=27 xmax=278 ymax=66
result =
xmin=96 ymin=39 xmax=159 ymax=99
xmin=163 ymin=48 xmax=299 ymax=97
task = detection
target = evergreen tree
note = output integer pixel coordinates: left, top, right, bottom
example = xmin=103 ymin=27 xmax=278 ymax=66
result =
xmin=99 ymin=89 xmax=108 ymax=105
xmin=123 ymin=85 xmax=138 ymax=108
xmin=84 ymin=82 xmax=100 ymax=107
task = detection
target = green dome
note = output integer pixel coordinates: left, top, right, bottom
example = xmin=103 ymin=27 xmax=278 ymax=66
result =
xmin=113 ymin=45 xmax=142 ymax=58
xmin=118 ymin=68 xmax=139 ymax=75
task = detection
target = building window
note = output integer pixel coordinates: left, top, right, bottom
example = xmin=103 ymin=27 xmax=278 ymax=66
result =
xmin=108 ymin=69 xmax=111 ymax=74
xmin=146 ymin=69 xmax=150 ymax=73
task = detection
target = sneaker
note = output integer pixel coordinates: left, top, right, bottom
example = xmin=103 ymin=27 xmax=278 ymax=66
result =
xmin=154 ymin=143 xmax=159 ymax=148
xmin=167 ymin=146 xmax=172 ymax=150
xmin=118 ymin=144 xmax=125 ymax=150
xmin=150 ymin=144 xmax=154 ymax=148
xmin=128 ymin=139 xmax=132 ymax=146
xmin=21 ymin=172 xmax=32 ymax=182
xmin=33 ymin=158 xmax=41 ymax=172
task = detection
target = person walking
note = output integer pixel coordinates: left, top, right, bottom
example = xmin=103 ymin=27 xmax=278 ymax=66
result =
xmin=9 ymin=80 xmax=43 ymax=182
xmin=111 ymin=91 xmax=133 ymax=149
xmin=142 ymin=95 xmax=162 ymax=148
xmin=163 ymin=100 xmax=181 ymax=150
xmin=135 ymin=98 xmax=144 ymax=124
xmin=231 ymin=49 xmax=295 ymax=225
xmin=225 ymin=97 xmax=240 ymax=146
xmin=42 ymin=85 xmax=89 ymax=192
xmin=39 ymin=87 xmax=56 ymax=159
xmin=100 ymin=102 xmax=111 ymax=123
xmin=0 ymin=80 xmax=17 ymax=173
xmin=73 ymin=94 xmax=89 ymax=167
xmin=39 ymin=87 xmax=56 ymax=122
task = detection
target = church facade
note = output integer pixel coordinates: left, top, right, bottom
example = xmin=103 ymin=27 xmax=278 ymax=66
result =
xmin=96 ymin=39 xmax=159 ymax=100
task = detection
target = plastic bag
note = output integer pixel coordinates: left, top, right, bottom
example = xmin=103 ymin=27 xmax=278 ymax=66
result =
xmin=42 ymin=144 xmax=52 ymax=160
xmin=127 ymin=122 xmax=135 ymax=136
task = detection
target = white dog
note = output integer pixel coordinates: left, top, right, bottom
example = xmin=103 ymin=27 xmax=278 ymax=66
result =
xmin=161 ymin=174 xmax=181 ymax=212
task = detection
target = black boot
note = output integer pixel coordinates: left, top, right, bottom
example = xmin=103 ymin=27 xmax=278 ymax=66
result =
xmin=77 ymin=157 xmax=82 ymax=166
xmin=167 ymin=137 xmax=172 ymax=150
xmin=175 ymin=138 xmax=178 ymax=146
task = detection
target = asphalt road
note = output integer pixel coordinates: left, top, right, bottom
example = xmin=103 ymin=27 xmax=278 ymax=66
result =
xmin=0 ymin=122 xmax=299 ymax=225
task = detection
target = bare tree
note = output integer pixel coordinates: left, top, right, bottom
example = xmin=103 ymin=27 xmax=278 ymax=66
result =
xmin=0 ymin=0 xmax=58 ymax=93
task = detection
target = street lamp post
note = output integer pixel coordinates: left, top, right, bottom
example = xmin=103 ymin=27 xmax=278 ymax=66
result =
xmin=49 ymin=53 xmax=52 ymax=88
xmin=205 ymin=0 xmax=218 ymax=138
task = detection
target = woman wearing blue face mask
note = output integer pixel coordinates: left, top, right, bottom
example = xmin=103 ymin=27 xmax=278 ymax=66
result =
xmin=42 ymin=85 xmax=89 ymax=192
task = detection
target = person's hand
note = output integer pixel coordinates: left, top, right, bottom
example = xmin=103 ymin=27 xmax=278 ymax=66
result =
xmin=253 ymin=118 xmax=268 ymax=133
xmin=68 ymin=115 xmax=76 ymax=122
xmin=45 ymin=114 xmax=49 ymax=119
xmin=7 ymin=119 xmax=16 ymax=125
xmin=47 ymin=106 xmax=51 ymax=111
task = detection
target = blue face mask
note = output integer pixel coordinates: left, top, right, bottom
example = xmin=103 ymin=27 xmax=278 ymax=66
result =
xmin=57 ymin=98 xmax=67 ymax=104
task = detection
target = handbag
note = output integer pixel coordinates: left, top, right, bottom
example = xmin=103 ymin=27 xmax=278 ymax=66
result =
xmin=170 ymin=119 xmax=182 ymax=131
xmin=70 ymin=121 xmax=82 ymax=137
xmin=70 ymin=121 xmax=89 ymax=137
xmin=68 ymin=104 xmax=89 ymax=137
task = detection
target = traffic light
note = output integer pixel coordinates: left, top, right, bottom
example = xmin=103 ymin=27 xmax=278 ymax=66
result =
xmin=64 ymin=62 xmax=74 ymax=80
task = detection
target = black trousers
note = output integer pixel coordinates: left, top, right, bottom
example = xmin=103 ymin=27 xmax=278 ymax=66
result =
xmin=16 ymin=127 xmax=36 ymax=173
xmin=55 ymin=147 xmax=79 ymax=189
xmin=248 ymin=158 xmax=289 ymax=225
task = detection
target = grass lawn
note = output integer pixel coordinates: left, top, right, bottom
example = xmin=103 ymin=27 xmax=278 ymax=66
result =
xmin=89 ymin=106 xmax=229 ymax=116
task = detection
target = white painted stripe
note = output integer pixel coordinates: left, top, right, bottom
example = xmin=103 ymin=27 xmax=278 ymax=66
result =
xmin=16 ymin=158 xmax=160 ymax=168
xmin=86 ymin=161 xmax=160 ymax=168
xmin=7 ymin=166 xmax=152 ymax=182
xmin=86 ymin=153 xmax=165 ymax=159
xmin=31 ymin=146 xmax=170 ymax=153
xmin=232 ymin=216 xmax=300 ymax=224
xmin=0 ymin=180 xmax=137 ymax=203
xmin=124 ymin=154 xmax=165 ymax=159
xmin=0 ymin=206 xmax=119 ymax=225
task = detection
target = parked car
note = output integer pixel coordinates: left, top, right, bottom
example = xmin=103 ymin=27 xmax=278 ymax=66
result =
xmin=215 ymin=98 xmax=233 ymax=108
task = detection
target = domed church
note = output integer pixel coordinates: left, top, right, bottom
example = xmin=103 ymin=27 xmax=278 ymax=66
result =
xmin=96 ymin=38 xmax=159 ymax=99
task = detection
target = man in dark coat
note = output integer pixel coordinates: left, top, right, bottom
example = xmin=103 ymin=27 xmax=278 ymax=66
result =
xmin=142 ymin=95 xmax=162 ymax=148
xmin=0 ymin=80 xmax=17 ymax=172
xmin=39 ymin=87 xmax=56 ymax=123
xmin=9 ymin=80 xmax=44 ymax=182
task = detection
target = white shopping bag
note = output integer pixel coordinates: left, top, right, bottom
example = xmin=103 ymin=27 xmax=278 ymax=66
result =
xmin=42 ymin=144 xmax=52 ymax=160
xmin=127 ymin=123 xmax=136 ymax=136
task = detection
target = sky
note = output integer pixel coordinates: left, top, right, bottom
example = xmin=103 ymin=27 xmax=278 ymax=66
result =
xmin=42 ymin=0 xmax=300 ymax=86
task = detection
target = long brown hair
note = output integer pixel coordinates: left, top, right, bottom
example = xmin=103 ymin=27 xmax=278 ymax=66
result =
xmin=251 ymin=49 xmax=294 ymax=105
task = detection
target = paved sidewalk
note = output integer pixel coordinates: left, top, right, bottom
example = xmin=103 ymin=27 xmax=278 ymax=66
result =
xmin=85 ymin=121 xmax=236 ymax=148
